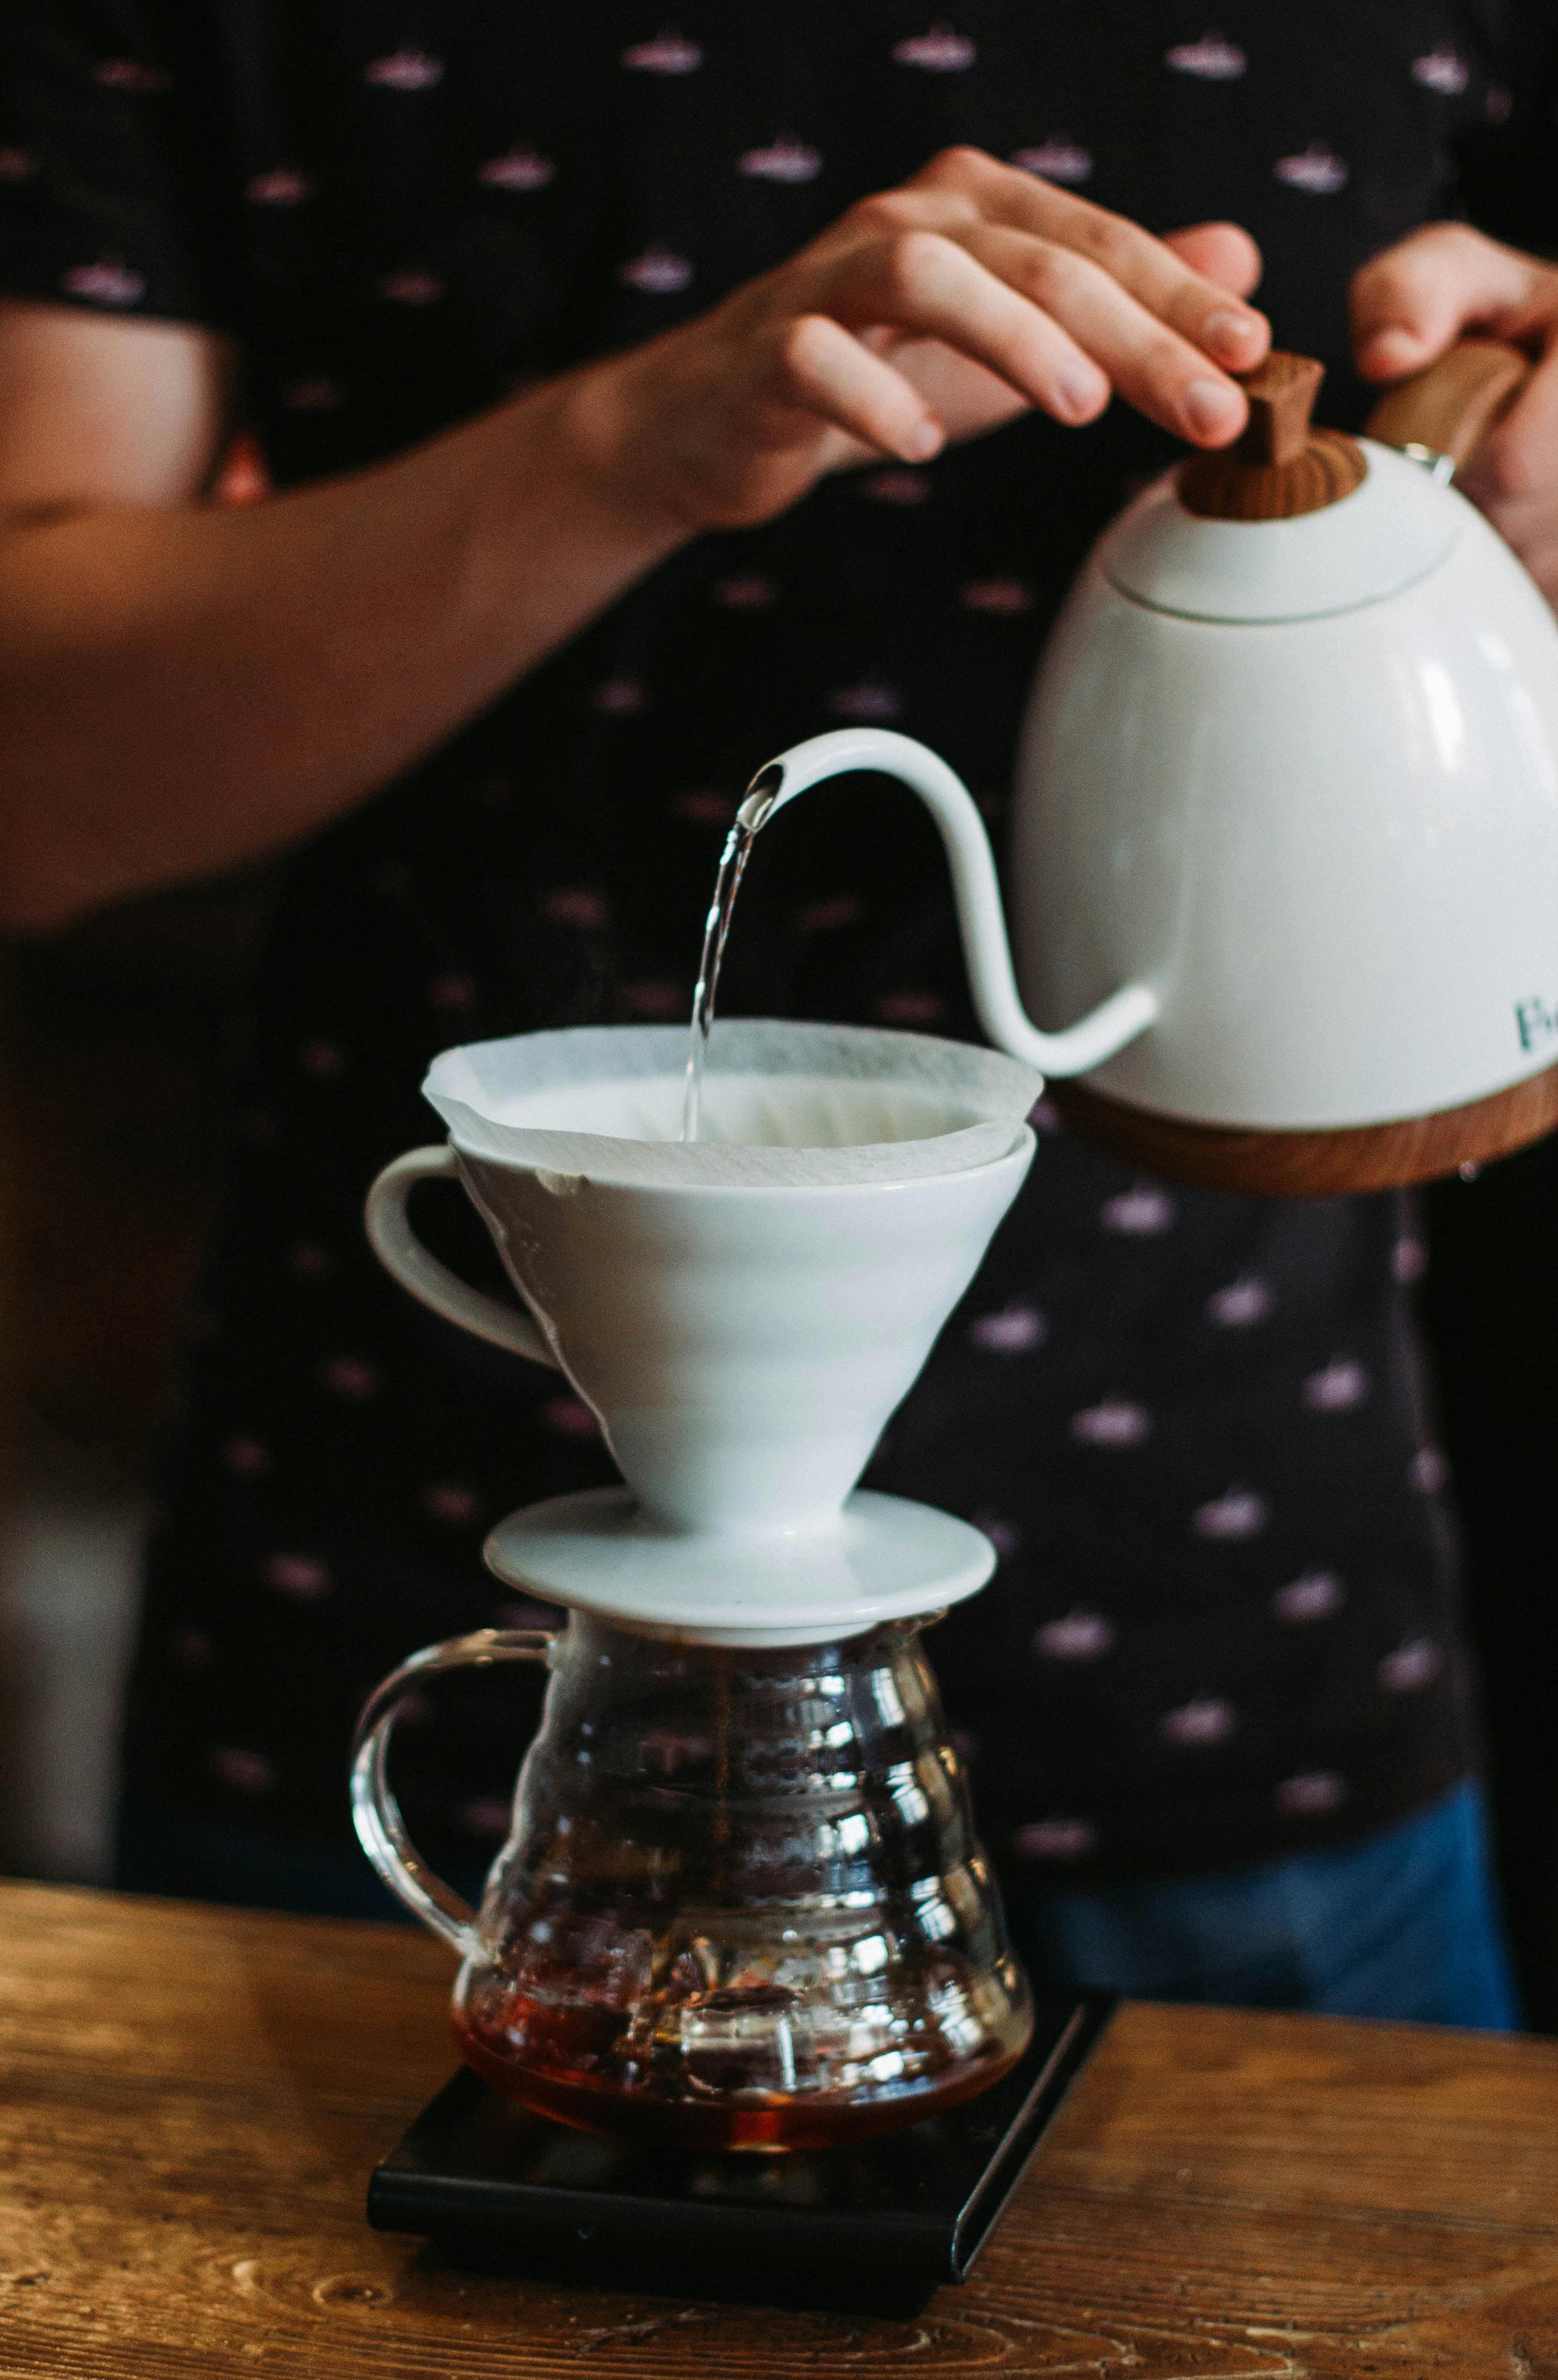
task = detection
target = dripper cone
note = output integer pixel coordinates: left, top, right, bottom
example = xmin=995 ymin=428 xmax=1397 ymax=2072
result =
xmin=374 ymin=1020 xmax=1040 ymax=1640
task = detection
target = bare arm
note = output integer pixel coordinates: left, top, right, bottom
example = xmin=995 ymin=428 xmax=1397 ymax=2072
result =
xmin=0 ymin=148 xmax=1267 ymax=930
xmin=0 ymin=303 xmax=690 ymax=927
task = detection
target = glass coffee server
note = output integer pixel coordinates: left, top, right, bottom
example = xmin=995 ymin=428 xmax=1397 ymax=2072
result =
xmin=353 ymin=1014 xmax=1043 ymax=2151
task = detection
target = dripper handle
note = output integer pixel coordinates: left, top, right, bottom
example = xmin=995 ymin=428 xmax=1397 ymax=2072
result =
xmin=748 ymin=728 xmax=1157 ymax=1077
xmin=350 ymin=1627 xmax=556 ymax=1954
xmin=365 ymin=1146 xmax=560 ymax=1367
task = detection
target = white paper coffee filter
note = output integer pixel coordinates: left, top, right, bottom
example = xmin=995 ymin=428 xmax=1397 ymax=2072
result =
xmin=424 ymin=1020 xmax=1043 ymax=1188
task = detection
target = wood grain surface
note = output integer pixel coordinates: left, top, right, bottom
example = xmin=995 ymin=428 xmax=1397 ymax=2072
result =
xmin=1052 ymin=1058 xmax=1558 ymax=1197
xmin=2 ymin=1880 xmax=1558 ymax=2377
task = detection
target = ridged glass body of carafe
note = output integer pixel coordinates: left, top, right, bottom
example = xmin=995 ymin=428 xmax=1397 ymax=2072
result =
xmin=355 ymin=1613 xmax=1032 ymax=2151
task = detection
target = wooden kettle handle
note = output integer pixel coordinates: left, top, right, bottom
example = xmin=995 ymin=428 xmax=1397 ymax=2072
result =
xmin=1364 ymin=338 xmax=1530 ymax=469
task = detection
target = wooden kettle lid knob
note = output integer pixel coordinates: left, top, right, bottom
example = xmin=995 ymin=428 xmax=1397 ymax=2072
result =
xmin=1180 ymin=352 xmax=1367 ymax=520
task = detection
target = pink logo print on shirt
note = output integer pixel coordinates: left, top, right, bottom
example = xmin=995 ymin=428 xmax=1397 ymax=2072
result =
xmin=739 ymin=137 xmax=822 ymax=183
xmin=378 ymin=269 xmax=443 ymax=305
xmin=545 ymin=887 xmax=611 ymax=930
xmin=672 ymin=789 xmax=735 ymax=827
xmin=959 ymin=578 xmax=1034 ymax=614
xmin=1070 ymin=1397 xmax=1152 ymax=1448
xmin=798 ymin=894 xmax=862 ymax=932
xmin=874 ymin=990 xmax=943 ymax=1026
xmin=282 ymin=376 xmax=345 ymax=411
xmin=828 ymin=681 xmax=903 ymax=721
xmin=543 ymin=1397 xmax=600 ymax=1437
xmin=364 ymin=49 xmax=444 ymax=90
xmin=1193 ymin=1484 xmax=1269 ymax=1541
xmin=1014 ymin=1817 xmax=1097 ymax=1860
xmin=618 ymin=247 xmax=694 ymax=293
xmin=96 ymin=58 xmax=173 ymax=92
xmin=1035 ymin=1609 xmax=1115 ymax=1661
xmin=1165 ymin=32 xmax=1246 ymax=79
xmin=713 ymin=574 xmax=778 ymax=609
xmin=422 ymin=1482 xmax=484 ymax=1526
xmin=1100 ymin=1184 xmax=1175 ymax=1235
xmin=211 ymin=1748 xmax=276 ymax=1795
xmin=456 ymin=1797 xmax=514 ymax=1841
xmin=1273 ymin=1568 xmax=1345 ymax=1623
xmin=1010 ymin=138 xmax=1093 ymax=185
xmin=1275 ymin=145 xmax=1348 ymax=194
xmin=62 ymin=259 xmax=145 ymax=306
xmin=1160 ymin=1696 xmax=1235 ymax=1746
xmin=247 ymin=167 xmax=313 ymax=205
xmin=1276 ymin=1771 xmax=1347 ymax=1816
xmin=1378 ymin=1638 xmax=1443 ymax=1693
xmin=1302 ymin=1356 xmax=1370 ymax=1412
xmin=429 ymin=974 xmax=476 ymax=1013
xmin=1207 ymin=1273 xmax=1271 ymax=1326
xmin=973 ymin=1510 xmax=1021 ymax=1559
xmin=223 ymin=1436 xmax=271 ymax=1477
xmin=621 ymin=982 xmax=683 ymax=1018
xmin=892 ymin=25 xmax=977 ymax=69
xmin=263 ymin=1554 xmax=332 ymax=1600
xmin=969 ymin=1302 xmax=1046 ymax=1352
xmin=621 ymin=30 xmax=703 ymax=72
xmin=479 ymin=149 xmax=555 ymax=191
xmin=1412 ymin=48 xmax=1469 ymax=95
xmin=861 ymin=469 xmax=932 ymax=505
xmin=0 ymin=148 xmax=38 ymax=184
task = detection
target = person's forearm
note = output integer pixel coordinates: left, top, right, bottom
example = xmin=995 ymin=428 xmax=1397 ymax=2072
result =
xmin=0 ymin=370 xmax=688 ymax=928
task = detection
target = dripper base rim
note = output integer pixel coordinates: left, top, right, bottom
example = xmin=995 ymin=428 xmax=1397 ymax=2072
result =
xmin=482 ymin=1486 xmax=995 ymax=1646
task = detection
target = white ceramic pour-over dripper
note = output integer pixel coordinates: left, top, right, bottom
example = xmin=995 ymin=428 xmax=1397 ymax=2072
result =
xmin=365 ymin=1019 xmax=1040 ymax=1645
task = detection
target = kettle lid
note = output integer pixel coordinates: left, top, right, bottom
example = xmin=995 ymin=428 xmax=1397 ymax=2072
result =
xmin=1100 ymin=438 xmax=1459 ymax=624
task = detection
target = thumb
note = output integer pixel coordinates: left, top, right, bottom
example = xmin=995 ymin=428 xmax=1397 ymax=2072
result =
xmin=1351 ymin=223 xmax=1537 ymax=381
xmin=1163 ymin=221 xmax=1263 ymax=299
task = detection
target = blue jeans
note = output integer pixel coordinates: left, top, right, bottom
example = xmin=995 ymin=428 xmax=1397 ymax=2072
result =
xmin=1005 ymin=1782 xmax=1520 ymax=2029
xmin=115 ymin=1780 xmax=1519 ymax=2030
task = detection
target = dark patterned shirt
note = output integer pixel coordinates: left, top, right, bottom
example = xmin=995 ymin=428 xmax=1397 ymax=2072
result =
xmin=5 ymin=0 xmax=1553 ymax=1883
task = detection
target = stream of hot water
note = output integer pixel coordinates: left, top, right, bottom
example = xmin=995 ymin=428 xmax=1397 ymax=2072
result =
xmin=680 ymin=769 xmax=782 ymax=1143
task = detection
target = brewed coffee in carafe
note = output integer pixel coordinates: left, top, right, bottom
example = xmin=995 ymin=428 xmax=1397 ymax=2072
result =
xmin=357 ymin=1612 xmax=1031 ymax=2152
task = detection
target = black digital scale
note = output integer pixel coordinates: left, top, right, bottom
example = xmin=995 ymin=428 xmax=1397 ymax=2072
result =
xmin=368 ymin=1991 xmax=1113 ymax=2315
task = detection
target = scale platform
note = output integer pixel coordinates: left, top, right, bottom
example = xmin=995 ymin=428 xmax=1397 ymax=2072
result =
xmin=368 ymin=1992 xmax=1114 ymax=2315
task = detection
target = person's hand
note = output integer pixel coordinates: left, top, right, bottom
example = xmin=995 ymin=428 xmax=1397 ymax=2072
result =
xmin=567 ymin=145 xmax=1268 ymax=532
xmin=1352 ymin=223 xmax=1558 ymax=604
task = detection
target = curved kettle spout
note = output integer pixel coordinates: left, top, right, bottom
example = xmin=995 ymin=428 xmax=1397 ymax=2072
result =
xmin=746 ymin=728 xmax=1157 ymax=1080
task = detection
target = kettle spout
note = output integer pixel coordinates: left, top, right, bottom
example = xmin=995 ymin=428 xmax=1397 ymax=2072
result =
xmin=748 ymin=728 xmax=1158 ymax=1080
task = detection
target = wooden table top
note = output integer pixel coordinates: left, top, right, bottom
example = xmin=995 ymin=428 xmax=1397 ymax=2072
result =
xmin=2 ymin=1880 xmax=1558 ymax=2377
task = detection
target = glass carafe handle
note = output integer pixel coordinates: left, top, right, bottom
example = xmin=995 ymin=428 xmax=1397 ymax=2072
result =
xmin=349 ymin=1627 xmax=556 ymax=1954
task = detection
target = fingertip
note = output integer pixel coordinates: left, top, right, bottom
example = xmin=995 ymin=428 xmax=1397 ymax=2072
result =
xmin=1054 ymin=363 xmax=1110 ymax=425
xmin=1165 ymin=219 xmax=1264 ymax=299
xmin=1182 ymin=377 xmax=1247 ymax=446
xmin=1204 ymin=221 xmax=1264 ymax=299
xmin=1355 ymin=324 xmax=1426 ymax=382
xmin=1201 ymin=306 xmax=1268 ymax=369
xmin=903 ymin=415 xmax=944 ymax=460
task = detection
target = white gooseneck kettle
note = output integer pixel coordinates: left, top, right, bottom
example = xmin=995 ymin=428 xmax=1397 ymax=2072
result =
xmin=748 ymin=344 xmax=1558 ymax=1194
